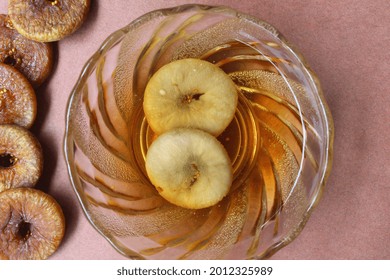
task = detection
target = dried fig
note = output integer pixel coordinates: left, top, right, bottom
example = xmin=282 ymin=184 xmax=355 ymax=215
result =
xmin=0 ymin=188 xmax=65 ymax=260
xmin=8 ymin=0 xmax=91 ymax=42
xmin=0 ymin=124 xmax=43 ymax=192
xmin=0 ymin=14 xmax=53 ymax=88
xmin=0 ymin=63 xmax=37 ymax=128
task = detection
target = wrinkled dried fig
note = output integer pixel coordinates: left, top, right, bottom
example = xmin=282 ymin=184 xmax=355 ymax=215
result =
xmin=0 ymin=63 xmax=37 ymax=128
xmin=8 ymin=0 xmax=91 ymax=42
xmin=0 ymin=14 xmax=53 ymax=88
xmin=0 ymin=188 xmax=65 ymax=260
xmin=0 ymin=124 xmax=43 ymax=192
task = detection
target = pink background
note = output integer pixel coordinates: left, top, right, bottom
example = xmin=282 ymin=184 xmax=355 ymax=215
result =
xmin=1 ymin=0 xmax=389 ymax=259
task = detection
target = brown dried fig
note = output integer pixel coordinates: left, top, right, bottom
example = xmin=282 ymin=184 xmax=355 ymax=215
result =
xmin=0 ymin=188 xmax=65 ymax=260
xmin=0 ymin=63 xmax=37 ymax=128
xmin=0 ymin=124 xmax=43 ymax=192
xmin=0 ymin=14 xmax=53 ymax=88
xmin=8 ymin=0 xmax=91 ymax=42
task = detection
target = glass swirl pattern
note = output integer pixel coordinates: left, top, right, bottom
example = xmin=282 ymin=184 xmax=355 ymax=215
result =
xmin=64 ymin=5 xmax=333 ymax=259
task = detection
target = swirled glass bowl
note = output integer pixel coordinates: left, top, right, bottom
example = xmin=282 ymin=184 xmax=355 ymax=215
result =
xmin=64 ymin=4 xmax=333 ymax=259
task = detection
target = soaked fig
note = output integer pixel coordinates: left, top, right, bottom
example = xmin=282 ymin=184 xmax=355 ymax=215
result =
xmin=0 ymin=63 xmax=37 ymax=128
xmin=0 ymin=14 xmax=53 ymax=88
xmin=8 ymin=0 xmax=91 ymax=42
xmin=0 ymin=188 xmax=65 ymax=260
xmin=0 ymin=124 xmax=43 ymax=192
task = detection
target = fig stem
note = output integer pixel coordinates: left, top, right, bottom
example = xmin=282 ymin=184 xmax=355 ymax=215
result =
xmin=47 ymin=0 xmax=58 ymax=5
xmin=3 ymin=56 xmax=17 ymax=66
xmin=0 ymin=88 xmax=9 ymax=95
xmin=0 ymin=88 xmax=8 ymax=107
xmin=0 ymin=153 xmax=18 ymax=168
xmin=189 ymin=163 xmax=201 ymax=187
xmin=182 ymin=93 xmax=204 ymax=104
xmin=17 ymin=221 xmax=32 ymax=241
xmin=5 ymin=17 xmax=14 ymax=29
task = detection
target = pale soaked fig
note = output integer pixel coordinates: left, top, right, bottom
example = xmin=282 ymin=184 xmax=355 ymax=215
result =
xmin=0 ymin=63 xmax=37 ymax=128
xmin=145 ymin=128 xmax=233 ymax=209
xmin=0 ymin=125 xmax=43 ymax=192
xmin=8 ymin=0 xmax=91 ymax=42
xmin=143 ymin=58 xmax=238 ymax=136
xmin=0 ymin=188 xmax=65 ymax=260
xmin=0 ymin=14 xmax=53 ymax=88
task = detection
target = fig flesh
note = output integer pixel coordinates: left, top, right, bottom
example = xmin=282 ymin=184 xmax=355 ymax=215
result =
xmin=0 ymin=124 xmax=43 ymax=192
xmin=0 ymin=188 xmax=65 ymax=260
xmin=0 ymin=14 xmax=53 ymax=88
xmin=8 ymin=0 xmax=91 ymax=42
xmin=0 ymin=62 xmax=37 ymax=128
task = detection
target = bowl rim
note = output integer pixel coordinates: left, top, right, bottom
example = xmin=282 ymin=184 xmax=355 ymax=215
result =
xmin=63 ymin=3 xmax=334 ymax=259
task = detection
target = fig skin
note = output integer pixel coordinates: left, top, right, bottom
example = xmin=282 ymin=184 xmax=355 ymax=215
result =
xmin=0 ymin=63 xmax=37 ymax=128
xmin=0 ymin=14 xmax=53 ymax=88
xmin=8 ymin=0 xmax=91 ymax=42
xmin=0 ymin=188 xmax=65 ymax=260
xmin=0 ymin=124 xmax=43 ymax=192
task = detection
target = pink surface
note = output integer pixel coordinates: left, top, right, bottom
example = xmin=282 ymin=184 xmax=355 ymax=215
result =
xmin=0 ymin=0 xmax=389 ymax=260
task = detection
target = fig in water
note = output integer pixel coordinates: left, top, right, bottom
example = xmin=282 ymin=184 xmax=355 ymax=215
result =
xmin=143 ymin=58 xmax=238 ymax=136
xmin=0 ymin=124 xmax=43 ymax=192
xmin=0 ymin=63 xmax=37 ymax=128
xmin=8 ymin=0 xmax=91 ymax=42
xmin=0 ymin=188 xmax=65 ymax=260
xmin=0 ymin=14 xmax=53 ymax=88
xmin=145 ymin=128 xmax=233 ymax=209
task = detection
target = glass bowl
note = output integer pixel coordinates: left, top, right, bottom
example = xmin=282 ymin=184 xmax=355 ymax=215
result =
xmin=64 ymin=4 xmax=334 ymax=259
